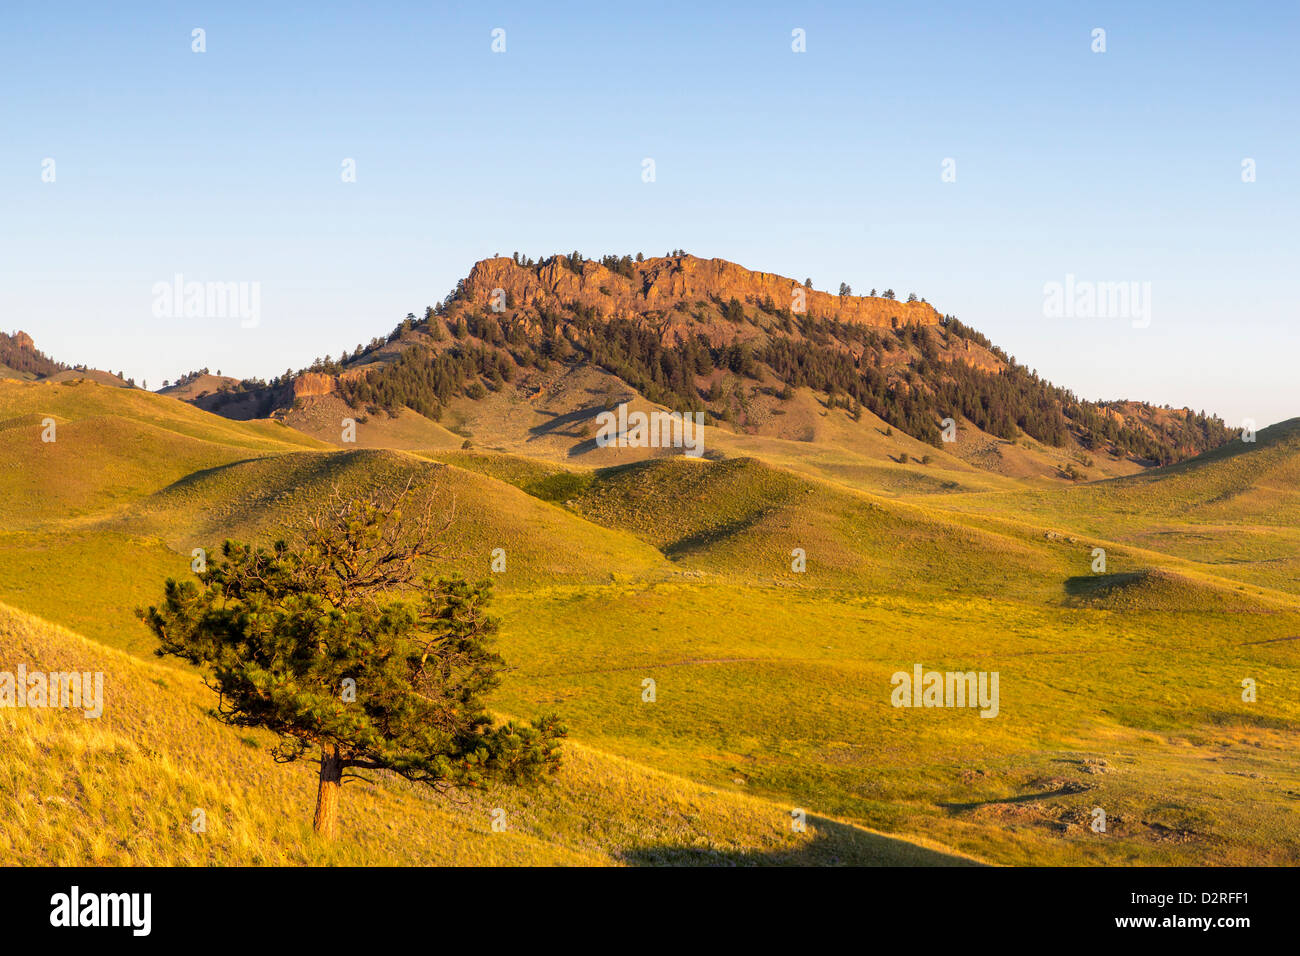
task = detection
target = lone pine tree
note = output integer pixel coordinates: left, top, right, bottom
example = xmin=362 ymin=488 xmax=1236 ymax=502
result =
xmin=140 ymin=480 xmax=564 ymax=839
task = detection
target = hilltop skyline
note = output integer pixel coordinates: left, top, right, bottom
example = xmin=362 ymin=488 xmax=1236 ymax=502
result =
xmin=2 ymin=0 xmax=1296 ymax=428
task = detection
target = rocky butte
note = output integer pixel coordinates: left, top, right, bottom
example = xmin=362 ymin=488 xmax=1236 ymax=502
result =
xmin=461 ymin=254 xmax=942 ymax=330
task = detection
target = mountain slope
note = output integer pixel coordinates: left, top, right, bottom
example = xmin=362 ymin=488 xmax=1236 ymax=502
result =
xmin=928 ymin=418 xmax=1300 ymax=595
xmin=172 ymin=253 xmax=1236 ymax=475
xmin=2 ymin=339 xmax=1297 ymax=867
xmin=0 ymin=330 xmax=66 ymax=379
xmin=0 ymin=379 xmax=328 ymax=526
xmin=1 ymin=601 xmax=973 ymax=865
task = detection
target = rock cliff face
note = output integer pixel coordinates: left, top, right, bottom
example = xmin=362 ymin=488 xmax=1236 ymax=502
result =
xmin=462 ymin=255 xmax=941 ymax=329
xmin=291 ymin=372 xmax=338 ymax=400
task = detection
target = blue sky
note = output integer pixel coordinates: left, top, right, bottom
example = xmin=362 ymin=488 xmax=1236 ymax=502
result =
xmin=2 ymin=1 xmax=1296 ymax=425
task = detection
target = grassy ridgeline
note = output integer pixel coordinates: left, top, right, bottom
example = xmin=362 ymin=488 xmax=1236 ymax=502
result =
xmin=2 ymin=380 xmax=1299 ymax=865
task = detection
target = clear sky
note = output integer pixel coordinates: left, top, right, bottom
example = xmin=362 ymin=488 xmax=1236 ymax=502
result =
xmin=3 ymin=1 xmax=1296 ymax=426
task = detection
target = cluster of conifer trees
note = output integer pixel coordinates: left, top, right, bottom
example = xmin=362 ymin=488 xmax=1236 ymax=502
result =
xmin=338 ymin=340 xmax=513 ymax=419
xmin=322 ymin=288 xmax=1233 ymax=461
xmin=0 ymin=331 xmax=65 ymax=377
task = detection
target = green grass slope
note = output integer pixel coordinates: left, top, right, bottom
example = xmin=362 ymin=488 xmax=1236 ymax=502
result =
xmin=491 ymin=582 xmax=1300 ymax=866
xmin=1094 ymin=417 xmax=1300 ymax=524
xmin=3 ymin=378 xmax=1297 ymax=868
xmin=0 ymin=379 xmax=325 ymax=450
xmin=0 ymin=380 xmax=328 ymax=526
xmin=929 ymin=418 xmax=1300 ymax=595
xmin=563 ymin=456 xmax=1072 ymax=599
xmin=104 ymin=449 xmax=671 ymax=589
xmin=0 ymin=601 xmax=975 ymax=866
xmin=0 ymin=443 xmax=672 ymax=657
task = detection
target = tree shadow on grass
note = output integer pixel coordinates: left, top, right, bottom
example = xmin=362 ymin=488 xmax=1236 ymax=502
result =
xmin=527 ymin=404 xmax=607 ymax=439
xmin=939 ymin=784 xmax=1088 ymax=813
xmin=1063 ymin=572 xmax=1146 ymax=599
xmin=616 ymin=815 xmax=983 ymax=867
xmin=662 ymin=512 xmax=771 ymax=560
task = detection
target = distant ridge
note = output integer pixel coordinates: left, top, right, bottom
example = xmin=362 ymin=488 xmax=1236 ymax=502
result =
xmin=0 ymin=329 xmax=132 ymax=387
xmin=0 ymin=329 xmax=66 ymax=380
xmin=152 ymin=252 xmax=1239 ymax=473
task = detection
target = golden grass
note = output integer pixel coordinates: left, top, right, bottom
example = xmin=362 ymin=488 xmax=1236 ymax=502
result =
xmin=2 ymin=380 xmax=1298 ymax=866
xmin=0 ymin=602 xmax=975 ymax=866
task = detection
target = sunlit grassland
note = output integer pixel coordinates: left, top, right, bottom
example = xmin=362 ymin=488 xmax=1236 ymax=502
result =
xmin=0 ymin=380 xmax=326 ymax=528
xmin=0 ymin=449 xmax=674 ymax=658
xmin=434 ymin=445 xmax=1299 ymax=608
xmin=0 ymin=602 xmax=973 ymax=866
xmin=0 ymin=379 xmax=323 ymax=451
xmin=491 ymin=583 xmax=1300 ymax=865
xmin=0 ymin=531 xmax=188 ymax=657
xmin=95 ymin=449 xmax=672 ymax=591
xmin=2 ymin=382 xmax=1297 ymax=866
xmin=920 ymin=418 xmax=1300 ymax=595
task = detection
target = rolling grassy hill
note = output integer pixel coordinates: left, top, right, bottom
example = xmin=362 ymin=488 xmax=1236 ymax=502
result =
xmin=928 ymin=418 xmax=1300 ymax=596
xmin=559 ymin=456 xmax=1072 ymax=597
xmin=1 ymin=602 xmax=970 ymax=865
xmin=489 ymin=583 xmax=1300 ymax=865
xmin=0 ymin=384 xmax=671 ymax=654
xmin=1 ymin=378 xmax=1297 ymax=866
xmin=0 ymin=380 xmax=327 ymax=525
xmin=102 ymin=448 xmax=672 ymax=590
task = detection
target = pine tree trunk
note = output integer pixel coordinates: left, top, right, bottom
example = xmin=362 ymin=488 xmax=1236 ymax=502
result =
xmin=312 ymin=746 xmax=343 ymax=839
